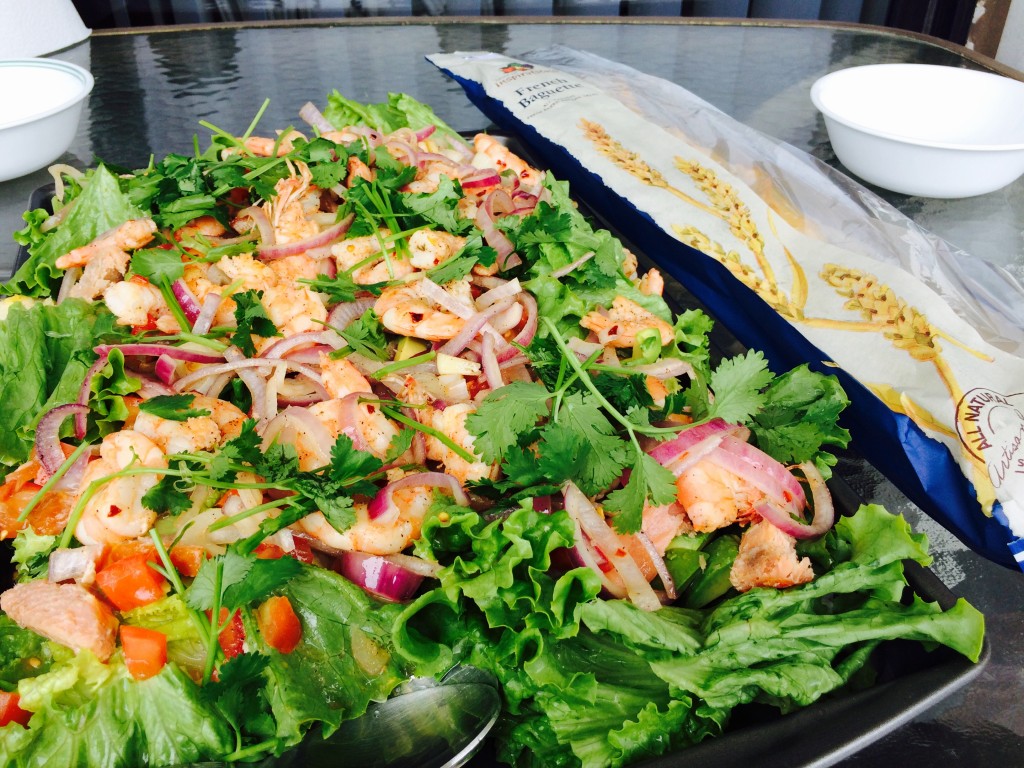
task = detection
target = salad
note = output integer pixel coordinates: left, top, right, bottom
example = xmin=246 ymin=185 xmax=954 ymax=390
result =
xmin=0 ymin=91 xmax=983 ymax=768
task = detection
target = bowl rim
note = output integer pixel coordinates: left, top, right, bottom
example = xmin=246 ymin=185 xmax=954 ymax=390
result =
xmin=810 ymin=63 xmax=1024 ymax=153
xmin=0 ymin=58 xmax=94 ymax=132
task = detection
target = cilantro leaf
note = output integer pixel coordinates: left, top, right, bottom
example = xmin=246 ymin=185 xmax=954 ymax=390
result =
xmin=301 ymin=271 xmax=385 ymax=305
xmin=465 ymin=381 xmax=551 ymax=463
xmin=402 ymin=176 xmax=472 ymax=233
xmin=138 ymin=394 xmax=212 ymax=422
xmin=337 ymin=309 xmax=389 ymax=361
xmin=329 ymin=433 xmax=384 ymax=488
xmin=556 ymin=393 xmax=631 ymax=495
xmin=384 ymin=428 xmax=415 ymax=464
xmin=231 ymin=290 xmax=281 ymax=357
xmin=131 ymin=248 xmax=185 ymax=284
xmin=426 ymin=235 xmax=497 ymax=285
xmin=186 ymin=551 xmax=253 ymax=612
xmin=602 ymin=453 xmax=677 ymax=534
xmin=141 ymin=474 xmax=194 ymax=515
xmin=222 ymin=556 xmax=303 ymax=609
xmin=706 ymin=349 xmax=773 ymax=424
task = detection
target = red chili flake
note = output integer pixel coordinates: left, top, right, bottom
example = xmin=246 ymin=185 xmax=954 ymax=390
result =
xmin=411 ymin=312 xmax=424 ymax=322
xmin=108 ymin=505 xmax=122 ymax=517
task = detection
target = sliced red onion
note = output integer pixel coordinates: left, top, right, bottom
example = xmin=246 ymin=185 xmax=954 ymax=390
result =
xmin=476 ymin=278 xmax=521 ymax=309
xmin=631 ymin=358 xmax=697 ymax=381
xmin=635 ymin=531 xmax=676 ymax=600
xmin=334 ymin=551 xmax=425 ymax=602
xmin=277 ymin=375 xmax=331 ymax=407
xmin=710 ymin=435 xmax=807 ymax=513
xmin=281 ymin=344 xmax=336 ymax=365
xmin=257 ymin=213 xmax=354 ymax=261
xmin=155 ymin=355 xmax=177 ymax=385
xmin=172 ymin=357 xmax=278 ymax=392
xmin=235 ymin=206 xmax=275 ymax=247
xmin=480 ymin=333 xmax=503 ymax=392
xmin=754 ymin=461 xmax=834 ymax=539
xmin=550 ymin=251 xmax=595 ymax=280
xmin=496 ymin=292 xmax=537 ymax=364
xmin=435 ymin=299 xmax=513 ymax=358
xmin=461 ymin=169 xmax=501 ymax=189
xmin=261 ymin=330 xmax=339 ymax=360
xmin=383 ymin=552 xmax=440 ymax=578
xmin=94 ymin=344 xmax=223 ymax=364
xmin=475 ymin=190 xmax=519 ymax=271
xmin=192 ymin=293 xmax=222 ymax=336
xmin=567 ymin=336 xmax=603 ymax=361
xmin=649 ymin=418 xmax=731 ymax=467
xmin=471 ymin=275 xmax=509 ymax=290
xmin=367 ymin=471 xmax=469 ymax=522
xmin=498 ymin=354 xmax=529 ymax=370
xmin=533 ymin=496 xmax=553 ymax=514
xmin=48 ymin=544 xmax=105 ymax=584
xmin=564 ymin=522 xmax=626 ymax=599
xmin=299 ymin=101 xmax=335 ymax=133
xmin=414 ymin=124 xmax=437 ymax=142
xmin=136 ymin=375 xmax=175 ymax=398
xmin=336 ymin=392 xmax=371 ymax=453
xmin=75 ymin=355 xmax=109 ymax=438
xmin=385 ymin=137 xmax=419 ymax=168
xmin=171 ymin=279 xmax=202 ymax=324
xmin=562 ymin=481 xmax=662 ymax=612
xmin=419 ymin=278 xmax=476 ymax=320
xmin=328 ymin=297 xmax=377 ymax=331
xmin=35 ymin=404 xmax=90 ymax=477
xmin=261 ymin=406 xmax=335 ymax=470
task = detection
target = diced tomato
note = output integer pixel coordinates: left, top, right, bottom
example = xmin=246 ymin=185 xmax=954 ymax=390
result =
xmin=210 ymin=608 xmax=246 ymax=659
xmin=254 ymin=542 xmax=286 ymax=560
xmin=289 ymin=535 xmax=316 ymax=565
xmin=0 ymin=450 xmax=77 ymax=539
xmin=169 ymin=546 xmax=206 ymax=579
xmin=95 ymin=553 xmax=168 ymax=611
xmin=256 ymin=596 xmax=302 ymax=654
xmin=120 ymin=625 xmax=168 ymax=680
xmin=0 ymin=691 xmax=32 ymax=728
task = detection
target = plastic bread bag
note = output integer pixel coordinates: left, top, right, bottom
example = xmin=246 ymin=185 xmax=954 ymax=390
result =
xmin=428 ymin=46 xmax=1024 ymax=570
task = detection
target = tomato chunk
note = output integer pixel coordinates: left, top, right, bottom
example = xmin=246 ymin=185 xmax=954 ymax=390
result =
xmin=0 ymin=691 xmax=32 ymax=728
xmin=210 ymin=608 xmax=246 ymax=659
xmin=95 ymin=554 xmax=168 ymax=611
xmin=120 ymin=625 xmax=168 ymax=680
xmin=257 ymin=596 xmax=302 ymax=654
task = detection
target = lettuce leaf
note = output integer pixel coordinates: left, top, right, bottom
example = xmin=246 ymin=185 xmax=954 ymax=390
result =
xmin=0 ymin=654 xmax=234 ymax=767
xmin=3 ymin=166 xmax=145 ymax=298
xmin=0 ymin=298 xmax=120 ymax=469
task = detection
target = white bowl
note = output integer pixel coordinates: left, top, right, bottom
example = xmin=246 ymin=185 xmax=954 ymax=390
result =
xmin=810 ymin=63 xmax=1024 ymax=198
xmin=0 ymin=58 xmax=93 ymax=183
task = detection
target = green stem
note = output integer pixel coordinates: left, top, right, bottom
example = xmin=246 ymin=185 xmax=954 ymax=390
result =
xmin=202 ymin=559 xmax=225 ymax=685
xmin=207 ymin=496 xmax=298 ymax=533
xmin=224 ymin=738 xmax=279 ymax=762
xmin=18 ymin=441 xmax=91 ymax=522
xmin=148 ymin=529 xmax=212 ymax=647
xmin=382 ymin=406 xmax=476 ymax=464
xmin=158 ymin=277 xmax=194 ymax=335
xmin=370 ymin=351 xmax=436 ymax=379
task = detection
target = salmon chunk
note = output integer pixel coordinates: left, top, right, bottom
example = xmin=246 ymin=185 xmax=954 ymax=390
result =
xmin=0 ymin=581 xmax=119 ymax=661
xmin=729 ymin=520 xmax=814 ymax=593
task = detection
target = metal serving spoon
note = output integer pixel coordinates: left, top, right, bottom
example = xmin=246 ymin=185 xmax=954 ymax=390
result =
xmin=186 ymin=666 xmax=501 ymax=768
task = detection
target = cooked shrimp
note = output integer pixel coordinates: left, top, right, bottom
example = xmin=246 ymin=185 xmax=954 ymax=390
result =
xmin=408 ymin=229 xmax=466 ymax=270
xmin=309 ymin=397 xmax=403 ymax=460
xmin=472 ymin=134 xmax=542 ymax=190
xmin=298 ymin=484 xmax=433 ymax=555
xmin=674 ymin=460 xmax=764 ymax=533
xmin=320 ymin=355 xmax=373 ymax=399
xmin=74 ymin=431 xmax=166 ymax=547
xmin=346 ymin=155 xmax=374 ymax=187
xmin=426 ymin=403 xmax=494 ymax=485
xmin=56 ymin=218 xmax=158 ymax=270
xmin=176 ymin=215 xmax=227 ymax=241
xmin=267 ymin=254 xmax=322 ymax=284
xmin=134 ymin=396 xmax=247 ymax=454
xmin=637 ymin=268 xmax=664 ymax=297
xmin=264 ymin=166 xmax=321 ymax=244
xmin=216 ymin=254 xmax=328 ymax=349
xmin=57 ymin=218 xmax=158 ymax=302
xmin=729 ymin=519 xmax=813 ymax=592
xmin=580 ymin=296 xmax=674 ymax=348
xmin=374 ymin=281 xmax=465 ymax=341
xmin=103 ymin=279 xmax=173 ymax=330
xmin=0 ymin=581 xmax=119 ymax=661
xmin=241 ymin=130 xmax=305 ymax=157
xmin=403 ymin=161 xmax=457 ymax=195
xmin=641 ymin=501 xmax=692 ymax=555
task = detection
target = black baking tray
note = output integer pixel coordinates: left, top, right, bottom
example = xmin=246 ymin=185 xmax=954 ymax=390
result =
xmin=2 ymin=168 xmax=988 ymax=768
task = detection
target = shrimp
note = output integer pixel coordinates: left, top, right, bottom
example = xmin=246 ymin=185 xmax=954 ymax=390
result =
xmin=134 ymin=395 xmax=247 ymax=454
xmin=673 ymin=460 xmax=764 ymax=533
xmin=472 ymin=134 xmax=542 ymax=191
xmin=729 ymin=520 xmax=814 ymax=592
xmin=332 ymin=232 xmax=415 ymax=284
xmin=298 ymin=484 xmax=433 ymax=555
xmin=346 ymin=155 xmax=374 ymax=187
xmin=1 ymin=581 xmax=119 ymax=661
xmin=408 ymin=229 xmax=466 ymax=270
xmin=74 ymin=431 xmax=166 ymax=547
xmin=216 ymin=254 xmax=328 ymax=348
xmin=309 ymin=397 xmax=403 ymax=460
xmin=320 ymin=355 xmax=373 ymax=399
xmin=56 ymin=218 xmax=158 ymax=301
xmin=403 ymin=161 xmax=457 ymax=195
xmin=175 ymin=215 xmax=227 ymax=241
xmin=426 ymin=403 xmax=494 ymax=485
xmin=640 ymin=501 xmax=692 ymax=555
xmin=264 ymin=166 xmax=321 ymax=244
xmin=580 ymin=296 xmax=675 ymax=348
xmin=374 ymin=281 xmax=465 ymax=341
xmin=240 ymin=130 xmax=305 ymax=157
xmin=102 ymin=279 xmax=175 ymax=330
xmin=637 ymin=268 xmax=665 ymax=297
